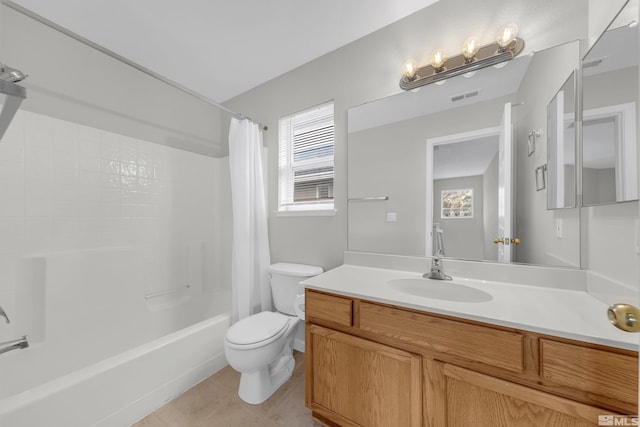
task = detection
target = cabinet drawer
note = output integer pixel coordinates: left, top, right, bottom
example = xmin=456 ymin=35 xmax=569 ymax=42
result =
xmin=306 ymin=290 xmax=353 ymax=327
xmin=540 ymin=339 xmax=638 ymax=410
xmin=359 ymin=302 xmax=524 ymax=372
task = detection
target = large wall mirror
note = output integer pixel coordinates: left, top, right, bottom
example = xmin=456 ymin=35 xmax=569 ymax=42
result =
xmin=347 ymin=40 xmax=583 ymax=268
xmin=581 ymin=0 xmax=639 ymax=206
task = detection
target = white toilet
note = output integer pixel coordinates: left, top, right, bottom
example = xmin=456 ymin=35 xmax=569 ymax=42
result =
xmin=224 ymin=262 xmax=323 ymax=404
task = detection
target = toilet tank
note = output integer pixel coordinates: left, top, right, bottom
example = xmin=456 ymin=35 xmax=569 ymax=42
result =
xmin=268 ymin=263 xmax=323 ymax=315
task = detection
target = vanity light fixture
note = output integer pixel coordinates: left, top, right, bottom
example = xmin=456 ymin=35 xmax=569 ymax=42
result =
xmin=403 ymin=59 xmax=418 ymax=80
xmin=496 ymin=24 xmax=519 ymax=50
xmin=429 ymin=50 xmax=446 ymax=71
xmin=400 ymin=24 xmax=524 ymax=90
xmin=462 ymin=38 xmax=480 ymax=62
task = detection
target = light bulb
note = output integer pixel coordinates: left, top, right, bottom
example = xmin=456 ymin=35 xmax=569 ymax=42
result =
xmin=430 ymin=50 xmax=446 ymax=71
xmin=403 ymin=59 xmax=418 ymax=80
xmin=462 ymin=38 xmax=479 ymax=61
xmin=497 ymin=24 xmax=518 ymax=49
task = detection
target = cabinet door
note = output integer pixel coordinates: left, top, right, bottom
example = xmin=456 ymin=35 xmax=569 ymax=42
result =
xmin=306 ymin=324 xmax=422 ymax=427
xmin=438 ymin=363 xmax=610 ymax=427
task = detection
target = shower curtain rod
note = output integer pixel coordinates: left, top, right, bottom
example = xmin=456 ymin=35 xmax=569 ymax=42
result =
xmin=1 ymin=0 xmax=268 ymax=132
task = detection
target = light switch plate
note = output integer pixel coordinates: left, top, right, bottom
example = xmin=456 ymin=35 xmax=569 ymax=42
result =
xmin=555 ymin=219 xmax=563 ymax=239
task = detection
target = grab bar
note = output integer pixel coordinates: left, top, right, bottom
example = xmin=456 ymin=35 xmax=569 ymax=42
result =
xmin=348 ymin=196 xmax=389 ymax=202
xmin=0 ymin=335 xmax=29 ymax=356
xmin=144 ymin=284 xmax=190 ymax=300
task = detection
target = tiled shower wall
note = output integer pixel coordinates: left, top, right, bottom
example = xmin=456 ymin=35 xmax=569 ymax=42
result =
xmin=0 ymin=108 xmax=229 ymax=306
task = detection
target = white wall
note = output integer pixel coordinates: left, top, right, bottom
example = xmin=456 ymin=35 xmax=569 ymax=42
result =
xmin=223 ymin=0 xmax=588 ymax=270
xmin=0 ymin=108 xmax=231 ymax=331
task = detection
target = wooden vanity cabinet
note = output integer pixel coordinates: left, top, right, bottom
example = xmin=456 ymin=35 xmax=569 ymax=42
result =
xmin=307 ymin=325 xmax=422 ymax=427
xmin=305 ymin=289 xmax=639 ymax=427
xmin=435 ymin=363 xmax=604 ymax=427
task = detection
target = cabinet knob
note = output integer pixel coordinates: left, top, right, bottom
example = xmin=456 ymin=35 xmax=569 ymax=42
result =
xmin=607 ymin=304 xmax=640 ymax=332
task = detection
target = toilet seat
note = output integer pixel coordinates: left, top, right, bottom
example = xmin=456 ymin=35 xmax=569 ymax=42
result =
xmin=225 ymin=311 xmax=294 ymax=350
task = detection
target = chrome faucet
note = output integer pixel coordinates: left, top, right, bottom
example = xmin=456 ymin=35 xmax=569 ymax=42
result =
xmin=424 ymin=256 xmax=452 ymax=281
xmin=0 ymin=336 xmax=29 ymax=355
xmin=425 ymin=223 xmax=452 ymax=280
xmin=0 ymin=305 xmax=9 ymax=323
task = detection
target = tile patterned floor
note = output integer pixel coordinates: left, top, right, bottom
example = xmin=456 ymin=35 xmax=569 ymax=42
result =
xmin=133 ymin=351 xmax=321 ymax=427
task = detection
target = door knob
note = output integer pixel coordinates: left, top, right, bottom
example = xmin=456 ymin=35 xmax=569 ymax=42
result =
xmin=607 ymin=304 xmax=640 ymax=332
xmin=493 ymin=237 xmax=520 ymax=245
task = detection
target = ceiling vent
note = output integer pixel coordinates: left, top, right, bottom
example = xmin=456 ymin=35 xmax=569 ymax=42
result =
xmin=451 ymin=90 xmax=479 ymax=102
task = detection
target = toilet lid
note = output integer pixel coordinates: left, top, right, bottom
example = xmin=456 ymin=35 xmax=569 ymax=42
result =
xmin=268 ymin=263 xmax=323 ymax=277
xmin=225 ymin=311 xmax=290 ymax=346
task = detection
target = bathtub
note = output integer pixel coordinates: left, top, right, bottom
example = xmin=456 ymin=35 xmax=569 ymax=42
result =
xmin=0 ymin=248 xmax=231 ymax=427
xmin=0 ymin=314 xmax=230 ymax=427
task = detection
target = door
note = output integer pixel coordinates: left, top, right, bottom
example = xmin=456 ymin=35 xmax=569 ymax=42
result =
xmin=439 ymin=363 xmax=602 ymax=426
xmin=306 ymin=324 xmax=422 ymax=427
xmin=426 ymin=102 xmax=514 ymax=262
xmin=497 ymin=102 xmax=514 ymax=262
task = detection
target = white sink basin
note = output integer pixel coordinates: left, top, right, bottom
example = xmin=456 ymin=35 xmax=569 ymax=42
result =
xmin=387 ymin=278 xmax=492 ymax=303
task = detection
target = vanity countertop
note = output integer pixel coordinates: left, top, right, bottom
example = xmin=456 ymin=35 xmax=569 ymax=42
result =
xmin=301 ymin=264 xmax=637 ymax=351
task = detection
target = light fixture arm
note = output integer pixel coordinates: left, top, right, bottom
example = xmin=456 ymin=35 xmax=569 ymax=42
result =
xmin=400 ymin=38 xmax=524 ymax=90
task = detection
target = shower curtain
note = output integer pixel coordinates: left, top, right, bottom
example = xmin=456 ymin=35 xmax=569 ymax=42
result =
xmin=228 ymin=118 xmax=272 ymax=322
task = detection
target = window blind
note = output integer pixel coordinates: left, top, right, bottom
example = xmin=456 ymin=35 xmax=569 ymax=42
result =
xmin=279 ymin=102 xmax=334 ymax=210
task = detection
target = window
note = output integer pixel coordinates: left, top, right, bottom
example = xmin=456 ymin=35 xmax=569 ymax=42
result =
xmin=441 ymin=188 xmax=473 ymax=218
xmin=278 ymin=102 xmax=335 ymax=214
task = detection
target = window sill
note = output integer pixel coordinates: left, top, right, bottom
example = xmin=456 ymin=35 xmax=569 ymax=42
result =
xmin=274 ymin=209 xmax=337 ymax=217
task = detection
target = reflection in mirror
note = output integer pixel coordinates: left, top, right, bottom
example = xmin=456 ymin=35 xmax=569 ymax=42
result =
xmin=582 ymin=3 xmax=639 ymax=206
xmin=347 ymin=41 xmax=582 ymax=268
xmin=428 ymin=128 xmax=501 ymax=262
xmin=426 ymin=103 xmax=513 ymax=262
xmin=547 ymin=71 xmax=577 ymax=209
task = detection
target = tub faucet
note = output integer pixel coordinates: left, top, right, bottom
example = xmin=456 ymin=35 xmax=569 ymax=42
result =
xmin=0 ymin=304 xmax=9 ymax=323
xmin=424 ymin=256 xmax=452 ymax=281
xmin=0 ymin=336 xmax=29 ymax=356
